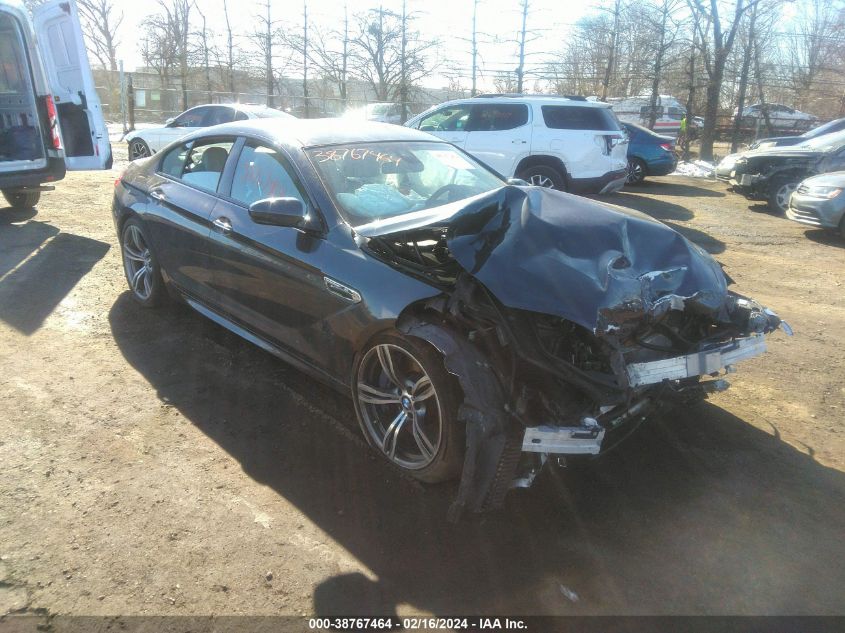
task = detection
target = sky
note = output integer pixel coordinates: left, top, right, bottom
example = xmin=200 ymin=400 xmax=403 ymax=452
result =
xmin=110 ymin=0 xmax=599 ymax=90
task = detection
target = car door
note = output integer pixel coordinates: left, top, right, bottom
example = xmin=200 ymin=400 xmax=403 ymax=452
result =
xmin=204 ymin=140 xmax=351 ymax=369
xmin=152 ymin=106 xmax=212 ymax=151
xmin=411 ymin=104 xmax=471 ymax=148
xmin=463 ymin=103 xmax=531 ymax=177
xmin=32 ymin=0 xmax=110 ymax=169
xmin=143 ymin=137 xmax=236 ymax=301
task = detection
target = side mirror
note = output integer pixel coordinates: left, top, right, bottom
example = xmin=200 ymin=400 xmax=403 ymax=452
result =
xmin=248 ymin=197 xmax=311 ymax=229
xmin=165 ymin=117 xmax=176 ymax=127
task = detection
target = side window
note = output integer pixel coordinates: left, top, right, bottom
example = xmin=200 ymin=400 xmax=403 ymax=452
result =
xmin=230 ymin=144 xmax=306 ymax=207
xmin=173 ymin=107 xmax=210 ymax=128
xmin=234 ymin=110 xmax=249 ymax=121
xmin=158 ymin=139 xmax=235 ymax=191
xmin=417 ymin=105 xmax=472 ymax=132
xmin=466 ymin=104 xmax=529 ymax=132
xmin=203 ymin=107 xmax=236 ymax=126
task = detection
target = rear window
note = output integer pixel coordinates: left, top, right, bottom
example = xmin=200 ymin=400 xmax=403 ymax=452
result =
xmin=541 ymin=105 xmax=620 ymax=131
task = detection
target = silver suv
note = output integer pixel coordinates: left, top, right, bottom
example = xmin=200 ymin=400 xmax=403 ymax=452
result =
xmin=405 ymin=94 xmax=628 ymax=194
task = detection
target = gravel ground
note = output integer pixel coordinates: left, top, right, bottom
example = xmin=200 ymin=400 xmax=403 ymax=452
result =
xmin=1 ymin=150 xmax=843 ymax=619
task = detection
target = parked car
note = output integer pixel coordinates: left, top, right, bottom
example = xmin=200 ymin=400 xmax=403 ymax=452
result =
xmin=746 ymin=117 xmax=845 ymax=151
xmin=404 ymin=94 xmax=628 ymax=194
xmin=0 ymin=0 xmax=110 ymax=210
xmin=112 ymin=117 xmax=787 ymax=514
xmin=786 ymin=172 xmax=845 ymax=237
xmin=729 ymin=129 xmax=845 ymax=213
xmin=734 ymin=103 xmax=817 ymax=131
xmin=124 ymin=104 xmax=293 ymax=160
xmin=621 ymin=122 xmax=677 ymax=184
xmin=343 ymin=102 xmax=406 ymax=124
xmin=610 ymin=94 xmax=687 ymax=136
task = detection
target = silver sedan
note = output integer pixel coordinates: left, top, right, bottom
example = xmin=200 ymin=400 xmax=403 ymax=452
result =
xmin=787 ymin=172 xmax=845 ymax=237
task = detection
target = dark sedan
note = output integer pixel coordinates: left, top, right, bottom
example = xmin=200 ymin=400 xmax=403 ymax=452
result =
xmin=622 ymin=122 xmax=677 ymax=184
xmin=112 ymin=119 xmax=788 ymax=517
xmin=730 ymin=129 xmax=845 ymax=213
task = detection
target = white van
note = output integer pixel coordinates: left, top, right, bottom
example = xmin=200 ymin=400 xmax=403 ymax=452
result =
xmin=0 ymin=0 xmax=109 ymax=209
xmin=609 ymin=95 xmax=687 ymax=136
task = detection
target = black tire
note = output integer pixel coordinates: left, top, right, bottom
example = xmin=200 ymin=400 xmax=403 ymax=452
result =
xmin=839 ymin=215 xmax=845 ymax=241
xmin=352 ymin=331 xmax=464 ymax=483
xmin=517 ymin=164 xmax=567 ymax=191
xmin=120 ymin=217 xmax=165 ymax=308
xmin=2 ymin=189 xmax=40 ymax=210
xmin=626 ymin=157 xmax=647 ymax=185
xmin=128 ymin=138 xmax=151 ymax=161
xmin=767 ymin=175 xmax=801 ymax=214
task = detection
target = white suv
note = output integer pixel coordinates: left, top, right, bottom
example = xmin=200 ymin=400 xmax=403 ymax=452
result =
xmin=404 ymin=95 xmax=628 ymax=194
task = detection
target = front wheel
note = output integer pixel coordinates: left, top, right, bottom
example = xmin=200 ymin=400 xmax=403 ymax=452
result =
xmin=767 ymin=176 xmax=800 ymax=214
xmin=626 ymin=158 xmax=647 ymax=185
xmin=128 ymin=138 xmax=151 ymax=161
xmin=516 ymin=165 xmax=566 ymax=191
xmin=353 ymin=333 xmax=464 ymax=483
xmin=2 ymin=189 xmax=41 ymax=209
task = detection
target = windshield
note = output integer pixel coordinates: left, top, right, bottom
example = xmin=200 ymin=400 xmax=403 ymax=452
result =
xmin=803 ymin=118 xmax=843 ymax=138
xmin=307 ymin=141 xmax=505 ymax=226
xmin=798 ymin=129 xmax=845 ymax=151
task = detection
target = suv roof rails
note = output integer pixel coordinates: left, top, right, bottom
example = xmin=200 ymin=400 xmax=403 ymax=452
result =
xmin=472 ymin=93 xmax=588 ymax=101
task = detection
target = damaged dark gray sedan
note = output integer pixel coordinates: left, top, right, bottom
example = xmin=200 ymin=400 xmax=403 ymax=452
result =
xmin=112 ymin=119 xmax=789 ymax=519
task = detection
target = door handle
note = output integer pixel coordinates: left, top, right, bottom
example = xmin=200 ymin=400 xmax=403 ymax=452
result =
xmin=150 ymin=189 xmax=166 ymax=201
xmin=212 ymin=217 xmax=232 ymax=234
xmin=511 ymin=139 xmax=527 ymax=144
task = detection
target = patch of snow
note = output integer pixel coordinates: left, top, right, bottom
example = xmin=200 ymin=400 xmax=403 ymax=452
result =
xmin=671 ymin=160 xmax=715 ymax=178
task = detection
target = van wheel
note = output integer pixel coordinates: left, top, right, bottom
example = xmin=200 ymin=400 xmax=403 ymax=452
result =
xmin=517 ymin=165 xmax=566 ymax=191
xmin=2 ymin=190 xmax=41 ymax=210
xmin=128 ymin=139 xmax=151 ymax=161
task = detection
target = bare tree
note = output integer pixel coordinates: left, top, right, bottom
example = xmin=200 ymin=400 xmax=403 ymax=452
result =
xmin=250 ymin=0 xmax=283 ymax=107
xmin=688 ymin=0 xmax=761 ymax=161
xmin=599 ymin=0 xmax=624 ymax=101
xmin=646 ymin=0 xmax=684 ymax=129
xmin=77 ymin=0 xmax=122 ymax=71
xmin=348 ymin=7 xmax=437 ymax=106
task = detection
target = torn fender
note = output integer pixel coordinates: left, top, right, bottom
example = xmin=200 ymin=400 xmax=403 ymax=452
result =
xmin=397 ymin=317 xmax=521 ymax=521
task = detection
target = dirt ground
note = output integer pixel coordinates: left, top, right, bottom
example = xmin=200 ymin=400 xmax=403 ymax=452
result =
xmin=1 ymin=148 xmax=844 ymax=620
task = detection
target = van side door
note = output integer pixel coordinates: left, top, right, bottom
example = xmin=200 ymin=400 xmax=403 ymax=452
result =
xmin=32 ymin=0 xmax=110 ymax=170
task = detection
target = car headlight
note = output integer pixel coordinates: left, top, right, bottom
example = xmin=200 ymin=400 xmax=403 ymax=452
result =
xmin=801 ymin=185 xmax=843 ymax=199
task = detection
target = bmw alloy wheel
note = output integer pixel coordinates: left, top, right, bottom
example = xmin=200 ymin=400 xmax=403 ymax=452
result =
xmin=356 ymin=343 xmax=443 ymax=470
xmin=122 ymin=224 xmax=155 ymax=301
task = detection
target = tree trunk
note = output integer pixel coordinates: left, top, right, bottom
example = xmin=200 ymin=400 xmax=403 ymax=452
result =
xmin=730 ymin=6 xmax=756 ymax=152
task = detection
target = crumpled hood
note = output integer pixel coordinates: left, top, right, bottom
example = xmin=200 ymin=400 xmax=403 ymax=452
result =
xmin=365 ymin=186 xmax=730 ymax=333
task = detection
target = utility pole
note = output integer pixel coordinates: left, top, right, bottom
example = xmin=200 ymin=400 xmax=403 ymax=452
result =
xmin=400 ymin=0 xmax=408 ymax=122
xmin=471 ymin=0 xmax=478 ymax=96
xmin=265 ymin=0 xmax=273 ymax=108
xmin=303 ymin=0 xmax=309 ymax=117
xmin=341 ymin=4 xmax=348 ymax=106
xmin=516 ymin=0 xmax=528 ymax=93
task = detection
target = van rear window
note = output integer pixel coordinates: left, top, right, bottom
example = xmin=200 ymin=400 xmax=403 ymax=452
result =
xmin=541 ymin=106 xmax=620 ymax=131
xmin=0 ymin=14 xmax=26 ymax=94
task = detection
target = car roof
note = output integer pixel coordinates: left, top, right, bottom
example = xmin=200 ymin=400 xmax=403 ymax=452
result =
xmin=424 ymin=95 xmax=613 ymax=109
xmin=183 ymin=118 xmax=438 ymax=148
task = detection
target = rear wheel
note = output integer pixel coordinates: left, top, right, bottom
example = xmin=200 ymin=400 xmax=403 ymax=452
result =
xmin=121 ymin=218 xmax=165 ymax=307
xmin=128 ymin=139 xmax=151 ymax=161
xmin=626 ymin=158 xmax=647 ymax=185
xmin=2 ymin=189 xmax=40 ymax=210
xmin=767 ymin=176 xmax=800 ymax=214
xmin=353 ymin=332 xmax=464 ymax=483
xmin=517 ymin=165 xmax=566 ymax=191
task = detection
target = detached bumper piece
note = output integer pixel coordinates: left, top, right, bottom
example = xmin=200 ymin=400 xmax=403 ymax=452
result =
xmin=626 ymin=334 xmax=766 ymax=387
xmin=522 ymin=424 xmax=605 ymax=456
